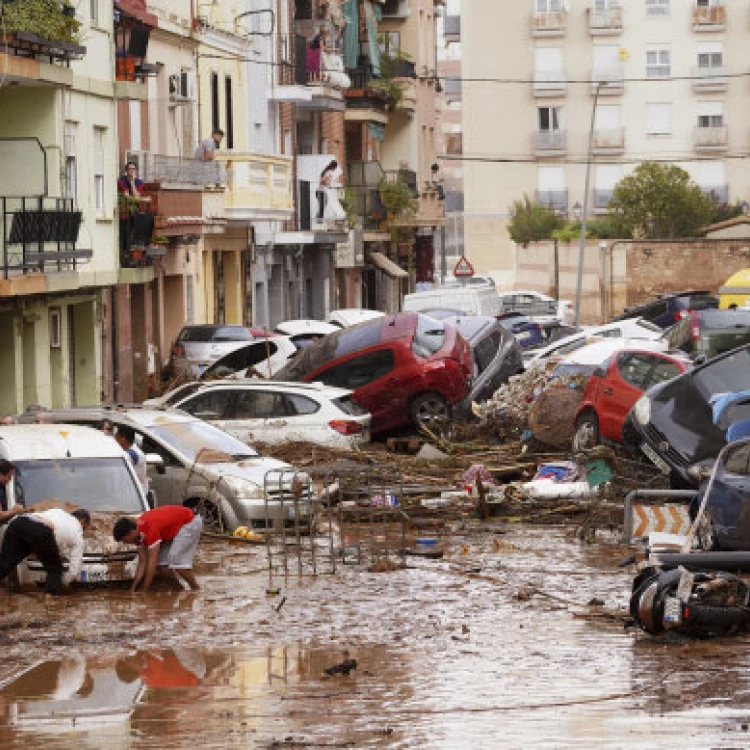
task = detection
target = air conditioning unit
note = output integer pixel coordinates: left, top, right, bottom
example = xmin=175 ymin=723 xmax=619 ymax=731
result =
xmin=169 ymin=71 xmax=194 ymax=104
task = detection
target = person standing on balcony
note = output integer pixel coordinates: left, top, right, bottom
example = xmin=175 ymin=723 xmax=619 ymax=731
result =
xmin=194 ymin=129 xmax=224 ymax=161
xmin=317 ymin=160 xmax=346 ymax=223
xmin=118 ymin=162 xmax=144 ymax=198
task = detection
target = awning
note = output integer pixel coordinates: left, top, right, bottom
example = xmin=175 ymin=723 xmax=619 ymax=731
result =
xmin=343 ymin=0 xmax=359 ymax=71
xmin=368 ymin=252 xmax=409 ymax=279
xmin=363 ymin=1 xmax=381 ymax=77
xmin=115 ymin=0 xmax=158 ymax=27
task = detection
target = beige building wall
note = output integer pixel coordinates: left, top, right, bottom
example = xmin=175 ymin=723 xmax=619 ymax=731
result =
xmin=462 ymin=0 xmax=750 ymax=283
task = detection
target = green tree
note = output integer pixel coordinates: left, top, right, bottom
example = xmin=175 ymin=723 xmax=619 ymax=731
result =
xmin=507 ymin=195 xmax=562 ymax=246
xmin=608 ymin=162 xmax=715 ymax=239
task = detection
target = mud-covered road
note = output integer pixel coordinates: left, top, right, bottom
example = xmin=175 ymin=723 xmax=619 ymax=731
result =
xmin=0 ymin=525 xmax=749 ymax=748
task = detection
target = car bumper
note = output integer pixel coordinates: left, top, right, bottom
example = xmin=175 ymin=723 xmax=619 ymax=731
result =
xmin=20 ymin=553 xmax=138 ymax=587
xmin=231 ymin=498 xmax=316 ymax=533
xmin=623 ymin=414 xmax=693 ymax=486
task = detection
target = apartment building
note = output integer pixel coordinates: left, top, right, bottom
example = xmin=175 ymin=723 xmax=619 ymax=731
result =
xmin=0 ymin=0 xmax=121 ymax=414
xmin=462 ymin=0 xmax=749 ymax=277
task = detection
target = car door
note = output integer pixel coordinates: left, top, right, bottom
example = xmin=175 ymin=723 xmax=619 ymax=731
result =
xmin=224 ymin=388 xmax=292 ymax=445
xmin=137 ymin=431 xmax=189 ymax=507
xmin=597 ymin=353 xmax=654 ymax=440
xmin=709 ymin=441 xmax=750 ymax=549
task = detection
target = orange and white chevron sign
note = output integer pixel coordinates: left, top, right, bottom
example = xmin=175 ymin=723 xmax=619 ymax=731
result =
xmin=632 ymin=503 xmax=692 ymax=538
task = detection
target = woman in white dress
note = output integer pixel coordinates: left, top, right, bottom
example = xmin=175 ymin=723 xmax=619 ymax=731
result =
xmin=317 ymin=160 xmax=346 ymax=222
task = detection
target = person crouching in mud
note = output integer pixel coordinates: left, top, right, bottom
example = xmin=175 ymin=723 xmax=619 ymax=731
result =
xmin=113 ymin=506 xmax=202 ymax=592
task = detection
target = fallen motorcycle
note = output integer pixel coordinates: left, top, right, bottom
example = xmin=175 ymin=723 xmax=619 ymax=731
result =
xmin=630 ymin=561 xmax=750 ymax=637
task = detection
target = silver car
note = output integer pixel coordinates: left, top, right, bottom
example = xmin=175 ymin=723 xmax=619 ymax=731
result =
xmin=17 ymin=407 xmax=315 ymax=534
xmin=167 ymin=325 xmax=259 ymax=377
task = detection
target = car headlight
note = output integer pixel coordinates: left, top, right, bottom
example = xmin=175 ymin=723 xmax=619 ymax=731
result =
xmin=633 ymin=395 xmax=651 ymax=426
xmin=220 ymin=476 xmax=264 ymax=501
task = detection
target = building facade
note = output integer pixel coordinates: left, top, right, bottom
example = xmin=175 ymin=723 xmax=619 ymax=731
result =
xmin=461 ymin=0 xmax=749 ymax=282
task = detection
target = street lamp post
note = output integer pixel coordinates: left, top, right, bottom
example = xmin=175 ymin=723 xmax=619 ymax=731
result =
xmin=573 ymin=81 xmax=604 ymax=326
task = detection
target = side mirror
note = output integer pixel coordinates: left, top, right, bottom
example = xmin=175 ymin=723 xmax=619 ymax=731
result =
xmin=145 ymin=453 xmax=166 ymax=475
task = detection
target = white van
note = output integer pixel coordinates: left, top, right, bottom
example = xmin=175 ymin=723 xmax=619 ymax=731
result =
xmin=402 ymin=285 xmax=501 ymax=317
xmin=0 ymin=425 xmax=150 ymax=587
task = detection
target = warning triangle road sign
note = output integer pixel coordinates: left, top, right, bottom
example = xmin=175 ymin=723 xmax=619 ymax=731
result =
xmin=453 ymin=254 xmax=475 ymax=277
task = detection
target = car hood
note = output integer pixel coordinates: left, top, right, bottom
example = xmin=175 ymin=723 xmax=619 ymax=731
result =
xmin=198 ymin=456 xmax=292 ymax=485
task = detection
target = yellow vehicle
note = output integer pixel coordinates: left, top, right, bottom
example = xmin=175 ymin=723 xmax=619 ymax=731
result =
xmin=719 ymin=269 xmax=750 ymax=309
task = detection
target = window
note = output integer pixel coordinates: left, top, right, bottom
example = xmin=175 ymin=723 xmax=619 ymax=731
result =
xmin=536 ymin=0 xmax=562 ymax=10
xmin=645 ymin=103 xmax=673 ymax=135
xmin=380 ymin=31 xmax=400 ymax=58
xmin=412 ymin=316 xmax=446 ymax=358
xmin=723 ymin=442 xmax=750 ymax=476
xmin=646 ymin=0 xmax=669 ymax=15
xmin=181 ymin=391 xmax=233 ymax=419
xmin=697 ymin=101 xmax=723 ymax=129
xmin=617 ymin=353 xmax=656 ymax=389
xmin=224 ymin=76 xmax=234 ymax=149
xmin=64 ymin=121 xmax=77 ymax=206
xmin=646 ymin=48 xmax=670 ymax=78
xmin=49 ymin=309 xmax=62 ymax=348
xmin=210 ymin=72 xmax=220 ymax=133
xmin=538 ymin=106 xmax=562 ymax=132
xmin=697 ymin=42 xmax=722 ymax=71
xmin=93 ymin=127 xmax=105 ymax=216
xmin=315 ymin=349 xmax=395 ymax=390
xmin=474 ymin=331 xmax=502 ymax=374
xmin=286 ymin=394 xmax=320 ymax=415
xmin=648 ymin=359 xmax=683 ymax=388
xmin=696 ymin=0 xmax=722 ymax=6
xmin=90 ymin=0 xmax=98 ymax=25
xmin=593 ymin=45 xmax=621 ymax=78
xmin=535 ymin=46 xmax=563 ymax=76
xmin=230 ymin=390 xmax=287 ymax=419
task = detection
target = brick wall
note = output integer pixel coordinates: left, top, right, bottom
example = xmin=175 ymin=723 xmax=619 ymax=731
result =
xmin=321 ymin=111 xmax=346 ymax=166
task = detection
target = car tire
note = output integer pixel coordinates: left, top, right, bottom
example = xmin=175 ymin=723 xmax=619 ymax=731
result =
xmin=409 ymin=392 xmax=451 ymax=431
xmin=184 ymin=498 xmax=223 ymax=533
xmin=696 ymin=514 xmax=721 ymax=551
xmin=572 ymin=411 xmax=600 ymax=452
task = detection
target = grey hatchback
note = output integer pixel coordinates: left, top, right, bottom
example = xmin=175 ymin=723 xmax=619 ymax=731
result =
xmin=167 ymin=325 xmax=258 ymax=378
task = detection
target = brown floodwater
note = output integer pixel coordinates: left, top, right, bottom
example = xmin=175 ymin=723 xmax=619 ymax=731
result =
xmin=0 ymin=526 xmax=749 ymax=748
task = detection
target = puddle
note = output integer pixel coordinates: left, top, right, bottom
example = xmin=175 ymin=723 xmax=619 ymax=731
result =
xmin=0 ymin=526 xmax=748 ymax=747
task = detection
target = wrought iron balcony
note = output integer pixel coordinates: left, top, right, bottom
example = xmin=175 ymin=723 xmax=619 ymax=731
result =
xmin=534 ymin=130 xmax=567 ymax=155
xmin=1 ymin=197 xmax=89 ymax=277
xmin=588 ymin=5 xmax=623 ymax=35
xmin=531 ymin=11 xmax=567 ymax=37
xmin=694 ymin=125 xmax=728 ymax=151
xmin=693 ymin=3 xmax=725 ymax=30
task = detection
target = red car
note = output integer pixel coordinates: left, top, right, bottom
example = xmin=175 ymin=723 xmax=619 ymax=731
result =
xmin=273 ymin=312 xmax=472 ymax=434
xmin=572 ymin=348 xmax=691 ymax=451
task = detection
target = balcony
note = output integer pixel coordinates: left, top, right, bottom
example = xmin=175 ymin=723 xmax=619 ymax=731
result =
xmin=692 ymin=65 xmax=727 ymax=92
xmin=381 ymin=0 xmax=411 ymax=18
xmin=344 ymin=68 xmax=390 ymax=125
xmin=130 ymin=152 xmax=226 ymax=187
xmin=588 ymin=6 xmax=623 ymax=35
xmin=693 ymin=3 xmax=726 ymax=31
xmin=215 ymin=153 xmax=294 ymax=223
xmin=294 ymin=154 xmax=348 ymax=239
xmin=694 ymin=125 xmax=728 ymax=151
xmin=593 ymin=127 xmax=624 ymax=153
xmin=590 ymin=68 xmax=625 ymax=95
xmin=593 ymin=188 xmax=614 ymax=213
xmin=531 ymin=11 xmax=567 ymax=37
xmin=534 ymin=130 xmax=567 ymax=156
xmin=347 ymin=161 xmax=388 ymax=232
xmin=444 ymin=15 xmax=461 ymax=43
xmin=113 ymin=0 xmax=157 ymax=99
xmin=1 ymin=197 xmax=90 ymax=282
xmin=536 ymin=190 xmax=568 ymax=213
xmin=533 ymin=71 xmax=566 ymax=97
xmin=701 ymin=184 xmax=729 ymax=204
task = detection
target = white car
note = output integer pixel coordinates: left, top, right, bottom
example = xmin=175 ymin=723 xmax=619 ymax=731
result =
xmin=200 ymin=335 xmax=299 ymax=379
xmin=152 ymin=380 xmax=371 ymax=448
xmin=497 ymin=290 xmax=575 ymax=326
xmin=274 ymin=319 xmax=339 ymax=349
xmin=524 ymin=318 xmax=664 ymax=368
xmin=549 ymin=337 xmax=670 ymax=379
xmin=327 ymin=309 xmax=385 ymax=328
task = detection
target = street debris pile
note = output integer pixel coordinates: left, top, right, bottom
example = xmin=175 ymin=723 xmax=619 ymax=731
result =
xmin=471 ymin=365 xmax=588 ymax=447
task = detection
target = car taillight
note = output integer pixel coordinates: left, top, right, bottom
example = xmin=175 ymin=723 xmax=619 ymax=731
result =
xmin=688 ymin=310 xmax=700 ymax=340
xmin=171 ymin=343 xmax=185 ymax=358
xmin=328 ymin=420 xmax=364 ymax=435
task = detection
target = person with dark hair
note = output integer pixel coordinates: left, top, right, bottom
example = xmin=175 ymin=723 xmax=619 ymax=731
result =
xmin=115 ymin=425 xmax=148 ymax=494
xmin=194 ymin=128 xmax=224 ymax=161
xmin=316 ymin=159 xmax=345 ymax=222
xmin=113 ymin=506 xmax=202 ymax=592
xmin=117 ymin=162 xmax=144 ymax=198
xmin=0 ymin=508 xmax=91 ymax=599
xmin=98 ymin=418 xmax=114 ymax=437
xmin=0 ymin=459 xmax=16 ymax=512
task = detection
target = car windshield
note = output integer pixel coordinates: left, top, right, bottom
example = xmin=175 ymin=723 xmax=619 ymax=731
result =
xmin=163 ymin=382 xmax=202 ymax=406
xmin=14 ymin=458 xmax=145 ymax=513
xmin=179 ymin=326 xmax=252 ymax=343
xmin=412 ymin=315 xmax=446 ymax=358
xmin=694 ymin=348 xmax=750 ymax=400
xmin=148 ymin=420 xmax=260 ymax=462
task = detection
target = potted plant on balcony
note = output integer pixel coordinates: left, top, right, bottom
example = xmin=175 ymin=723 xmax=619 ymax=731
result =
xmin=146 ymin=235 xmax=170 ymax=256
xmin=379 ymin=177 xmax=417 ymax=222
xmin=2 ymin=0 xmax=82 ymax=46
xmin=128 ymin=245 xmax=145 ymax=263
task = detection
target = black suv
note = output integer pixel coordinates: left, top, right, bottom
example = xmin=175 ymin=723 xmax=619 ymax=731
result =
xmin=613 ymin=291 xmax=718 ymax=329
xmin=624 ymin=344 xmax=750 ymax=487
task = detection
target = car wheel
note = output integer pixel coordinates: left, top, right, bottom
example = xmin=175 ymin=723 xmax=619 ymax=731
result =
xmin=184 ymin=498 xmax=223 ymax=533
xmin=696 ymin=514 xmax=721 ymax=551
xmin=409 ymin=392 xmax=451 ymax=431
xmin=572 ymin=412 xmax=600 ymax=452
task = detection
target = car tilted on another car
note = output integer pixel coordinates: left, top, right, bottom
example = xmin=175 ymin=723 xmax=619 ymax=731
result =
xmin=167 ymin=325 xmax=262 ymax=377
xmin=273 ymin=312 xmax=472 ymax=434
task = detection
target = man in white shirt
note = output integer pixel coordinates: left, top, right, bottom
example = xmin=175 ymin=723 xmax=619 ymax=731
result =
xmin=0 ymin=508 xmax=91 ymax=597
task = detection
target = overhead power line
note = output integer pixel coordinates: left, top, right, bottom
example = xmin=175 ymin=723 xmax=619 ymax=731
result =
xmin=443 ymin=153 xmax=750 ymax=165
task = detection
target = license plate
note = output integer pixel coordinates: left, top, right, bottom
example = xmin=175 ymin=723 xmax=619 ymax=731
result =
xmin=80 ymin=570 xmax=111 ymax=583
xmin=663 ymin=596 xmax=682 ymax=625
xmin=640 ymin=442 xmax=671 ymax=475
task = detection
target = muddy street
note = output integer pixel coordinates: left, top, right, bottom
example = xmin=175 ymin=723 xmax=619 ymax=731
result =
xmin=0 ymin=524 xmax=748 ymax=748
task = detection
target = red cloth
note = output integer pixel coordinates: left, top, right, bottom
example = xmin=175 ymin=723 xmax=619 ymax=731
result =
xmin=137 ymin=506 xmax=195 ymax=548
xmin=141 ymin=652 xmax=199 ymax=688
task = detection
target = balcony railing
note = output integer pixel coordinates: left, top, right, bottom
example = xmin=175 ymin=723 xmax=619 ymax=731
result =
xmin=347 ymin=161 xmax=388 ymax=231
xmin=344 ymin=68 xmax=389 ymax=113
xmin=130 ymin=152 xmax=226 ymax=187
xmin=589 ymin=6 xmax=623 ymax=34
xmin=693 ymin=65 xmax=727 ymax=90
xmin=532 ymin=11 xmax=566 ymax=36
xmin=593 ymin=127 xmax=625 ymax=151
xmin=536 ymin=190 xmax=568 ymax=212
xmin=701 ymin=184 xmax=729 ymax=204
xmin=693 ymin=3 xmax=726 ymax=30
xmin=1 ymin=197 xmax=89 ymax=277
xmin=593 ymin=189 xmax=614 ymax=209
xmin=533 ymin=70 xmax=566 ymax=96
xmin=535 ymin=130 xmax=567 ymax=153
xmin=694 ymin=125 xmax=728 ymax=149
xmin=591 ymin=67 xmax=624 ymax=94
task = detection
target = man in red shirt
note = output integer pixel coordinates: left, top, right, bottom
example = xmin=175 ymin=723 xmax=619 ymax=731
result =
xmin=113 ymin=506 xmax=202 ymax=592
